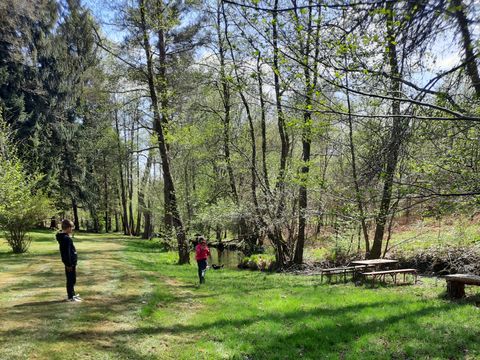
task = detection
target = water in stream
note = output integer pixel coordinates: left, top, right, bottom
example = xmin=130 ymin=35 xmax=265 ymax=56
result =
xmin=206 ymin=248 xmax=244 ymax=269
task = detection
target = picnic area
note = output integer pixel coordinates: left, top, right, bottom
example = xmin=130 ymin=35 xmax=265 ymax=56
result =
xmin=2 ymin=0 xmax=480 ymax=358
xmin=1 ymin=230 xmax=480 ymax=360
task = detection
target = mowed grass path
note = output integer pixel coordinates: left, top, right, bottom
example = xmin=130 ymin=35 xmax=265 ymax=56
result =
xmin=1 ymin=231 xmax=480 ymax=359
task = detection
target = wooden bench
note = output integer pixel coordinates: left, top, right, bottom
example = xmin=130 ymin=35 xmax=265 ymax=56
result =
xmin=362 ymin=268 xmax=417 ymax=286
xmin=444 ymin=274 xmax=480 ymax=299
xmin=320 ymin=265 xmax=370 ymax=283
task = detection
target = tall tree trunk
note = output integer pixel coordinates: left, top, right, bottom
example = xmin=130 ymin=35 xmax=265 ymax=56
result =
xmin=222 ymin=1 xmax=260 ymax=252
xmin=370 ymin=2 xmax=409 ymax=259
xmin=452 ymin=0 xmax=480 ymax=97
xmin=90 ymin=206 xmax=100 ymax=233
xmin=139 ymin=0 xmax=189 ymax=264
xmin=267 ymin=0 xmax=290 ymax=267
xmin=293 ymin=0 xmax=318 ymax=265
xmin=135 ymin=129 xmax=141 ymax=236
xmin=114 ymin=109 xmax=130 ymax=235
xmin=343 ymin=12 xmax=370 ymax=255
xmin=156 ymin=1 xmax=174 ymax=232
xmin=65 ymin=163 xmax=80 ymax=230
xmin=218 ymin=2 xmax=254 ymax=249
xmin=137 ymin=151 xmax=152 ymax=236
xmin=272 ymin=0 xmax=289 ymax=197
xmin=243 ymin=34 xmax=271 ymax=195
xmin=346 ymin=76 xmax=370 ymax=256
xmin=184 ymin=161 xmax=193 ymax=223
xmin=128 ymin=112 xmax=135 ymax=234
xmin=114 ymin=210 xmax=119 ymax=232
xmin=217 ymin=2 xmax=239 ymax=206
xmin=256 ymin=54 xmax=270 ymax=192
xmin=103 ymin=154 xmax=110 ymax=232
xmin=72 ymin=197 xmax=79 ymax=230
xmin=142 ymin=205 xmax=153 ymax=239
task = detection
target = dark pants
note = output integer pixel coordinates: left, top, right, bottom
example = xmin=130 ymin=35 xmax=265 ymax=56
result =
xmin=197 ymin=259 xmax=207 ymax=283
xmin=65 ymin=266 xmax=76 ymax=299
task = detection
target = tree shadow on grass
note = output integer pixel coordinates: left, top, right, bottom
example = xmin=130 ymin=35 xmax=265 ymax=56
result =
xmin=0 ymin=251 xmax=57 ymax=262
xmin=236 ymin=304 xmax=480 ymax=359
xmin=13 ymin=298 xmax=474 ymax=359
xmin=3 ymin=255 xmax=480 ymax=359
xmin=1 ymin=293 xmax=144 ymax=338
xmin=13 ymin=299 xmax=66 ymax=307
xmin=438 ymin=290 xmax=480 ymax=306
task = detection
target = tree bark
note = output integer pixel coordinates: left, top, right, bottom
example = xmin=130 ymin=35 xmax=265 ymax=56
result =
xmin=142 ymin=197 xmax=153 ymax=239
xmin=345 ymin=59 xmax=370 ymax=256
xmin=155 ymin=0 xmax=174 ymax=231
xmin=272 ymin=0 xmax=289 ymax=197
xmin=270 ymin=0 xmax=290 ymax=267
xmin=217 ymin=2 xmax=239 ymax=206
xmin=128 ymin=111 xmax=135 ymax=234
xmin=222 ymin=1 xmax=261 ymax=252
xmin=452 ymin=0 xmax=480 ymax=97
xmin=103 ymin=154 xmax=110 ymax=232
xmin=256 ymin=54 xmax=270 ymax=192
xmin=293 ymin=0 xmax=315 ymax=265
xmin=114 ymin=210 xmax=119 ymax=233
xmin=139 ymin=0 xmax=189 ymax=264
xmin=65 ymin=161 xmax=80 ymax=230
xmin=114 ymin=109 xmax=130 ymax=235
xmin=71 ymin=197 xmax=79 ymax=231
xmin=137 ymin=150 xmax=152 ymax=236
xmin=292 ymin=0 xmax=322 ymax=264
xmin=370 ymin=2 xmax=409 ymax=259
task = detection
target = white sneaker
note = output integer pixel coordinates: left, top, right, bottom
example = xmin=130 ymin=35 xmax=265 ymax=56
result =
xmin=67 ymin=297 xmax=82 ymax=302
xmin=73 ymin=294 xmax=83 ymax=301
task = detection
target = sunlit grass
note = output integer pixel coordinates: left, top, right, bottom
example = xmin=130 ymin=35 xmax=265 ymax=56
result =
xmin=388 ymin=217 xmax=480 ymax=252
xmin=1 ymin=230 xmax=479 ymax=359
xmin=125 ymin=240 xmax=480 ymax=359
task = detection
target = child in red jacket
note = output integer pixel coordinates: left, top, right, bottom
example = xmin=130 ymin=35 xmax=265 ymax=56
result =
xmin=195 ymin=236 xmax=210 ymax=284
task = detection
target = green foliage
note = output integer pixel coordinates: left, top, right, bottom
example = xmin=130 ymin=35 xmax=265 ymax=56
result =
xmin=238 ymin=254 xmax=276 ymax=271
xmin=194 ymin=198 xmax=240 ymax=231
xmin=0 ymin=125 xmax=52 ymax=253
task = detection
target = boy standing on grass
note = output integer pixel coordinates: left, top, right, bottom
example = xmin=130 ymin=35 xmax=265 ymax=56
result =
xmin=195 ymin=236 xmax=210 ymax=284
xmin=56 ymin=219 xmax=82 ymax=302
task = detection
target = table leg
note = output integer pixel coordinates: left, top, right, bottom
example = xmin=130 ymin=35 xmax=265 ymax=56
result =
xmin=447 ymin=280 xmax=465 ymax=299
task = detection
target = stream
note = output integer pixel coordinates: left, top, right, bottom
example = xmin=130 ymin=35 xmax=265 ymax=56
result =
xmin=206 ymin=248 xmax=244 ymax=269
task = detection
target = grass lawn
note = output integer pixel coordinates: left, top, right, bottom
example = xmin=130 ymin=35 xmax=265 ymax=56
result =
xmin=1 ymin=230 xmax=480 ymax=359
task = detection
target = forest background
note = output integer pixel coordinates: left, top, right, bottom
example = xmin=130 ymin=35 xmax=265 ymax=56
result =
xmin=1 ymin=0 xmax=480 ymax=269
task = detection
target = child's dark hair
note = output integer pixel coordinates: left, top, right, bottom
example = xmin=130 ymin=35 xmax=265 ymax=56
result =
xmin=61 ymin=219 xmax=74 ymax=231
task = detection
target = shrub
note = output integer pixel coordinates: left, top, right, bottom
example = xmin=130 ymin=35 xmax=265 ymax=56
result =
xmin=0 ymin=124 xmax=52 ymax=253
xmin=238 ymin=254 xmax=276 ymax=271
xmin=0 ymin=190 xmax=51 ymax=253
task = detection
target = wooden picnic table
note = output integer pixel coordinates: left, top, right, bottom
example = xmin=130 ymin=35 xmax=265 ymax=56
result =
xmin=351 ymin=259 xmax=399 ymax=270
xmin=350 ymin=259 xmax=399 ymax=282
xmin=361 ymin=268 xmax=418 ymax=286
xmin=319 ymin=265 xmax=369 ymax=283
